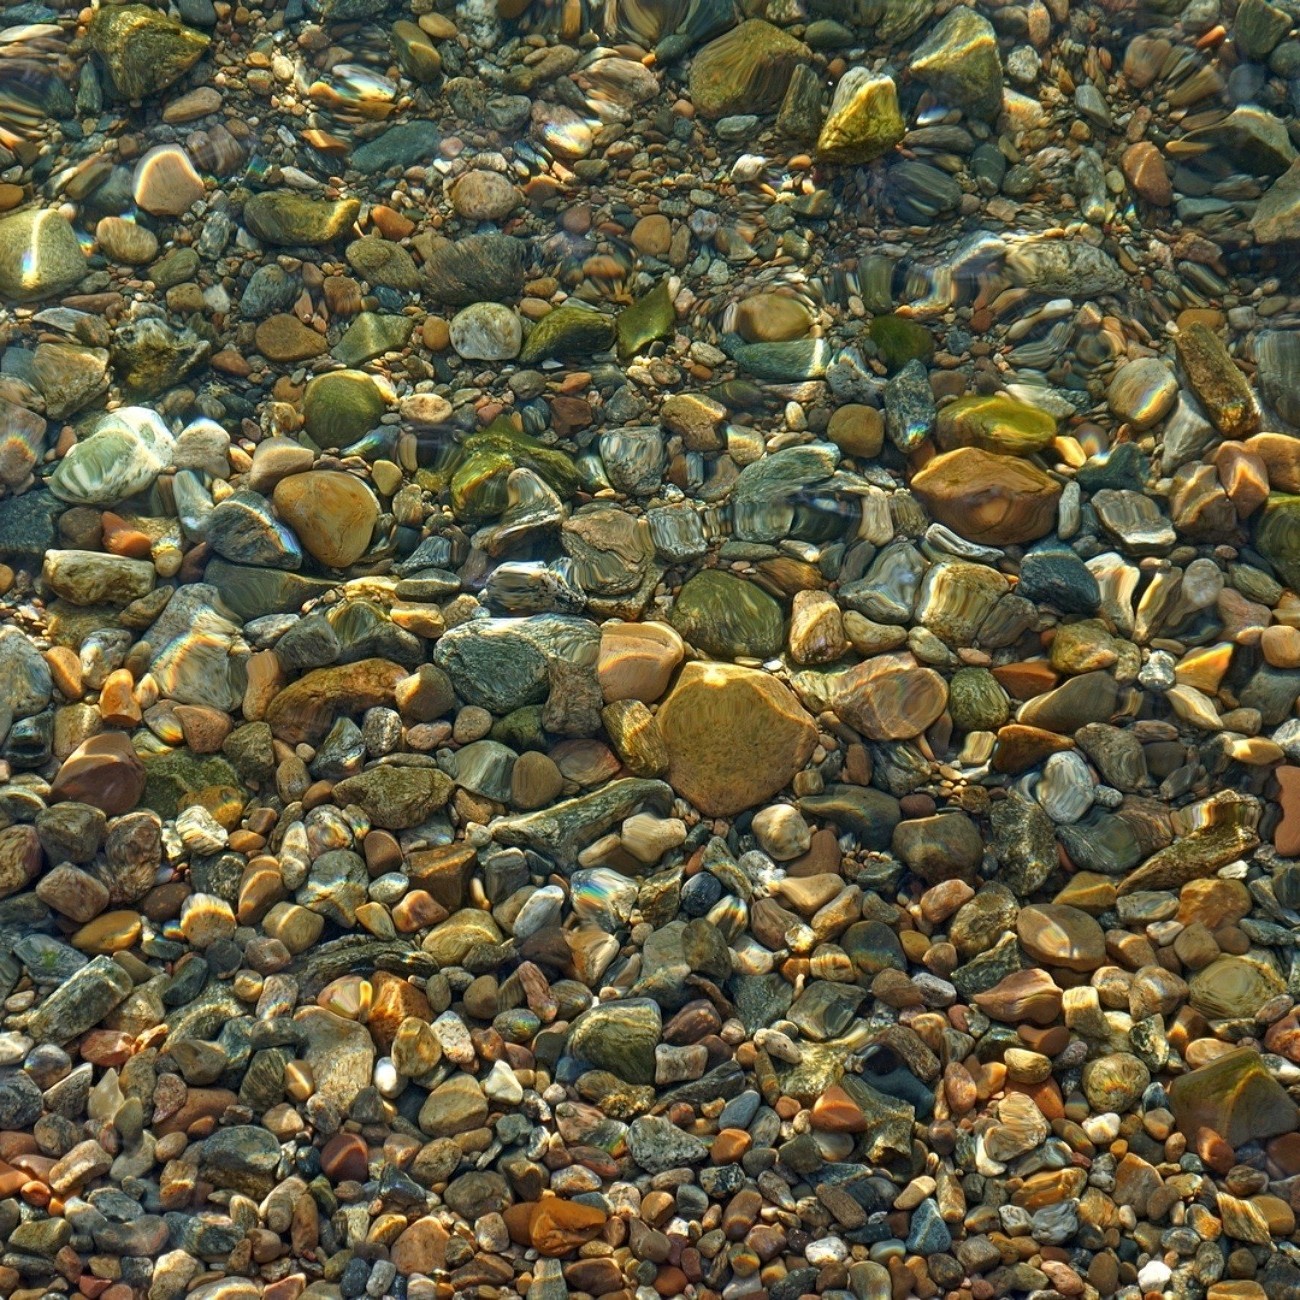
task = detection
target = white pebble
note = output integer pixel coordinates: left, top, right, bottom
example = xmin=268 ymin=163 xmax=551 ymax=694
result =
xmin=1137 ymin=1260 xmax=1172 ymax=1291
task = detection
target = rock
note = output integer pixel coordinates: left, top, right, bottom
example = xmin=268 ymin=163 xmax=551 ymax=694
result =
xmin=831 ymin=652 xmax=948 ymax=741
xmin=815 ymin=68 xmax=905 ymax=164
xmin=449 ymin=302 xmax=523 ymax=360
xmin=671 ymin=570 xmax=783 ymax=661
xmin=911 ymin=447 xmax=1062 ymax=546
xmin=244 ymin=193 xmax=361 ymax=246
xmin=910 ymin=7 xmax=1003 ymax=120
xmin=628 ymin=1114 xmax=710 ymax=1171
xmin=302 ymin=370 xmax=388 ymax=448
xmin=418 ymin=1074 xmax=488 ymax=1135
xmin=265 ymin=659 xmax=408 ymax=745
xmin=893 ymin=813 xmax=983 ymax=884
xmin=351 ymin=121 xmax=441 ymax=173
xmin=254 ymin=315 xmax=328 ymax=362
xmin=1175 ymin=323 xmax=1259 ymax=439
xmin=1121 ymin=142 xmax=1173 ymax=207
xmin=1189 ymin=955 xmax=1286 ymax=1020
xmin=656 ymin=662 xmax=817 ymax=817
xmin=423 ymin=233 xmax=525 ymax=306
xmin=133 ymin=145 xmax=205 ymax=216
xmin=51 ymin=735 xmax=145 ymax=816
xmin=111 ymin=316 xmax=210 ymax=398
xmin=272 ymin=472 xmax=379 ymax=569
xmin=1169 ymin=1048 xmax=1299 ymax=1146
xmin=567 ymin=999 xmax=661 ymax=1084
xmin=1253 ymin=158 xmax=1300 ymax=245
xmin=598 ymin=622 xmax=684 ymax=703
xmin=1016 ymin=904 xmax=1106 ymax=971
xmin=935 ymin=394 xmax=1056 ymax=456
xmin=345 ymin=236 xmax=421 ymax=291
xmin=331 ymin=766 xmax=453 ymax=829
xmin=334 ymin=312 xmax=415 ymax=366
xmin=42 ymin=550 xmax=156 ymax=605
xmin=450 ymin=170 xmax=519 ymax=220
xmin=519 ymin=303 xmax=616 ymax=364
xmin=201 ymin=1126 xmax=280 ymax=1196
xmin=88 ymin=5 xmax=210 ymax=100
xmin=827 ymin=404 xmax=884 ymax=458
xmin=0 ymin=209 xmax=85 ymax=302
xmin=688 ymin=20 xmax=809 ymax=120
xmin=96 ymin=216 xmax=159 ymax=265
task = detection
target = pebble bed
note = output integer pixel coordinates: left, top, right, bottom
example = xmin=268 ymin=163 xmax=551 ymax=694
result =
xmin=6 ymin=2 xmax=1300 ymax=1300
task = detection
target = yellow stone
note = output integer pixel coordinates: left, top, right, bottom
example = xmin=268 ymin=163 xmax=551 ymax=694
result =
xmin=71 ymin=910 xmax=142 ymax=954
xmin=655 ymin=661 xmax=817 ymax=817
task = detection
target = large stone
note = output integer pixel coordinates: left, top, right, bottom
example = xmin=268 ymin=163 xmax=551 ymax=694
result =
xmin=688 ymin=20 xmax=809 ymax=120
xmin=911 ymin=447 xmax=1062 ymax=546
xmin=1169 ymin=1048 xmax=1299 ymax=1146
xmin=0 ymin=209 xmax=85 ymax=302
xmin=244 ymin=193 xmax=361 ymax=247
xmin=51 ymin=735 xmax=145 ymax=816
xmin=331 ymin=766 xmax=453 ymax=830
xmin=302 ymin=370 xmax=388 ymax=448
xmin=567 ymin=998 xmax=661 ymax=1085
xmin=423 ymin=234 xmax=525 ymax=306
xmin=670 ymin=570 xmax=783 ymax=661
xmin=831 ymin=652 xmax=948 ymax=741
xmin=1016 ymin=904 xmax=1107 ymax=972
xmin=272 ymin=471 xmax=379 ymax=569
xmin=264 ymin=659 xmax=408 ymax=745
xmin=910 ymin=7 xmax=1003 ymax=121
xmin=88 ymin=5 xmax=210 ymax=100
xmin=656 ymin=661 xmax=817 ymax=817
xmin=815 ymin=68 xmax=905 ymax=164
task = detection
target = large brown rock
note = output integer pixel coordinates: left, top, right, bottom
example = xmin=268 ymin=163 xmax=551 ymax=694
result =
xmin=1016 ymin=903 xmax=1107 ymax=972
xmin=656 ymin=661 xmax=816 ymax=817
xmin=831 ymin=652 xmax=948 ymax=741
xmin=273 ymin=470 xmax=379 ymax=569
xmin=50 ymin=734 xmax=145 ymax=816
xmin=1169 ymin=1047 xmax=1299 ymax=1146
xmin=911 ymin=447 xmax=1061 ymax=545
xmin=265 ymin=659 xmax=408 ymax=745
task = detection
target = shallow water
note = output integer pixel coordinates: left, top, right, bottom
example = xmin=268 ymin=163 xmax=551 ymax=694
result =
xmin=3 ymin=2 xmax=1300 ymax=1299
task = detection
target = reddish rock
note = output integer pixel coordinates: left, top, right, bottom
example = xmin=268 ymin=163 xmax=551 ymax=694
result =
xmin=50 ymin=734 xmax=145 ymax=815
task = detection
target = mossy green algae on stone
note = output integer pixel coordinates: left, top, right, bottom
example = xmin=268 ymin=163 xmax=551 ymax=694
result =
xmin=868 ymin=314 xmax=934 ymax=372
xmin=671 ymin=570 xmax=783 ymax=661
xmin=520 ymin=303 xmax=616 ymax=364
xmin=909 ymin=7 xmax=1004 ymax=122
xmin=815 ymin=68 xmax=905 ymax=165
xmin=449 ymin=420 xmax=581 ymax=523
xmin=88 ymin=5 xmax=209 ymax=101
xmin=1255 ymin=494 xmax=1300 ymax=590
xmin=302 ymin=371 xmax=388 ymax=448
xmin=687 ymin=20 xmax=809 ymax=120
xmin=243 ymin=193 xmax=361 ymax=247
xmin=936 ymin=393 xmax=1057 ymax=456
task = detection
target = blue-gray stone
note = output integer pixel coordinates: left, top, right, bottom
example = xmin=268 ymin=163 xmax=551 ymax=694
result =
xmin=351 ymin=122 xmax=441 ymax=173
xmin=906 ymin=1198 xmax=952 ymax=1254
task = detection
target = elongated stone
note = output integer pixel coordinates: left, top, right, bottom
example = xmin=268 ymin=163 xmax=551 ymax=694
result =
xmin=25 ymin=955 xmax=133 ymax=1043
xmin=492 ymin=777 xmax=674 ymax=868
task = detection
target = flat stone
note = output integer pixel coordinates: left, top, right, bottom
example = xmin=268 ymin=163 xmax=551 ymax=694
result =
xmin=656 ymin=662 xmax=817 ymax=817
xmin=912 ymin=447 xmax=1061 ymax=546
